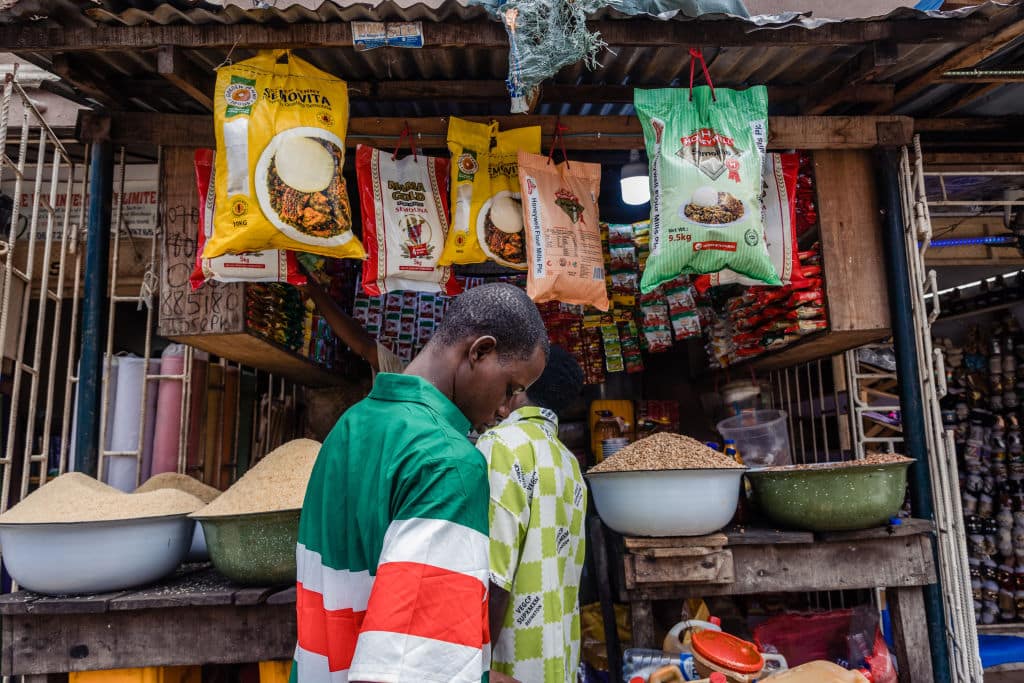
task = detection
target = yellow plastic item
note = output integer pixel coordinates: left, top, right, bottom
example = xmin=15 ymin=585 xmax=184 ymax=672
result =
xmin=70 ymin=667 xmax=201 ymax=683
xmin=259 ymin=660 xmax=293 ymax=683
xmin=764 ymin=661 xmax=869 ymax=683
xmin=581 ymin=602 xmax=632 ymax=672
xmin=589 ymin=400 xmax=635 ymax=461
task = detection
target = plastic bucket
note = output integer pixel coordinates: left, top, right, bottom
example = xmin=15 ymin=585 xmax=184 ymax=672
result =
xmin=717 ymin=410 xmax=792 ymax=468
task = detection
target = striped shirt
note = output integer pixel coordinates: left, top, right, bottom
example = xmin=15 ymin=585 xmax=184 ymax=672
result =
xmin=292 ymin=373 xmax=490 ymax=683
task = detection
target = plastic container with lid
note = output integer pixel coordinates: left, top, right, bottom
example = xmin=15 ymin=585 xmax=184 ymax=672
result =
xmin=690 ymin=630 xmax=788 ymax=683
xmin=716 ymin=410 xmax=792 ymax=468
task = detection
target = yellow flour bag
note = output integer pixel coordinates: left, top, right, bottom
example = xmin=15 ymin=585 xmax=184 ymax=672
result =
xmin=205 ymin=50 xmax=365 ymax=261
xmin=439 ymin=117 xmax=541 ymax=268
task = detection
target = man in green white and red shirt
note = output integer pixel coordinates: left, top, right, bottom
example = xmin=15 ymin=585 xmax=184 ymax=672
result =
xmin=292 ymin=283 xmax=549 ymax=683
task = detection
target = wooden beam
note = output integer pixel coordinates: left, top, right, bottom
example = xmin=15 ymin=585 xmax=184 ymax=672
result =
xmin=91 ymin=111 xmax=915 ymax=151
xmin=50 ymin=55 xmax=116 ymax=109
xmin=804 ymin=43 xmax=897 ymax=115
xmin=882 ymin=18 xmax=1024 ymax=112
xmin=941 ymin=73 xmax=1024 ymax=83
xmin=804 ymin=83 xmax=895 ymax=114
xmin=0 ymin=16 xmax=995 ymax=53
xmin=915 ymin=117 xmax=1024 ymax=133
xmin=107 ymin=78 xmax=893 ymax=108
xmin=157 ymin=46 xmax=214 ymax=110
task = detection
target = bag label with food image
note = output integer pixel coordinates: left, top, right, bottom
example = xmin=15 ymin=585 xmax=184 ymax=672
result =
xmin=191 ymin=149 xmax=306 ymax=289
xmin=635 ymin=86 xmax=777 ymax=293
xmin=205 ymin=50 xmax=365 ymax=261
xmin=439 ymin=117 xmax=541 ymax=268
xmin=356 ymin=145 xmax=461 ymax=296
xmin=519 ymin=152 xmax=608 ymax=311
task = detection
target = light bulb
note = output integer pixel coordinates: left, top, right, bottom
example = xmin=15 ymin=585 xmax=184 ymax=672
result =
xmin=620 ymin=175 xmax=650 ymax=206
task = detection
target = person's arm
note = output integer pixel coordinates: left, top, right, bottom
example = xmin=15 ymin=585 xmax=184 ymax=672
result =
xmin=350 ymin=455 xmax=490 ymax=683
xmin=302 ymin=278 xmax=381 ymax=371
xmin=476 ymin=434 xmax=531 ymax=666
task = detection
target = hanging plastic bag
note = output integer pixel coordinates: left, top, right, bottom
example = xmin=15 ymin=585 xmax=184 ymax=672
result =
xmin=694 ymin=152 xmax=801 ymax=293
xmin=518 ymin=151 xmax=608 ymax=310
xmin=205 ymin=50 xmax=365 ymax=261
xmin=634 ymin=86 xmax=777 ymax=292
xmin=191 ymin=149 xmax=306 ymax=289
xmin=439 ymin=117 xmax=541 ymax=268
xmin=356 ymin=145 xmax=461 ymax=296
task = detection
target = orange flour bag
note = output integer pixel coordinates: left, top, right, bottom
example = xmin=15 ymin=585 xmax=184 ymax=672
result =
xmin=518 ymin=151 xmax=608 ymax=311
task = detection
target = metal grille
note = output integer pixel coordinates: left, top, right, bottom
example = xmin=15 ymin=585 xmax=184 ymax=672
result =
xmin=902 ymin=139 xmax=983 ymax=681
xmin=0 ymin=71 xmax=86 ymax=512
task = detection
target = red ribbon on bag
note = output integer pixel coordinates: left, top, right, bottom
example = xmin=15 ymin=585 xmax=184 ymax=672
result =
xmin=688 ymin=48 xmax=717 ymax=102
xmin=547 ymin=116 xmax=571 ymax=168
xmin=392 ymin=121 xmax=418 ymax=161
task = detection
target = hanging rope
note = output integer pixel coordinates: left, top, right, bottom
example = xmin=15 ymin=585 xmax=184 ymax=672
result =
xmin=688 ymin=48 xmax=716 ymax=102
xmin=392 ymin=121 xmax=418 ymax=162
xmin=546 ymin=117 xmax=570 ymax=168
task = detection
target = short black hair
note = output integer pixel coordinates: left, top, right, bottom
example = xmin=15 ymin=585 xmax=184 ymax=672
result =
xmin=526 ymin=345 xmax=584 ymax=415
xmin=434 ymin=283 xmax=550 ymax=361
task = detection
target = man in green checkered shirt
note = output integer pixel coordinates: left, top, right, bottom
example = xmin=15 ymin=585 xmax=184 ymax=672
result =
xmin=477 ymin=346 xmax=587 ymax=683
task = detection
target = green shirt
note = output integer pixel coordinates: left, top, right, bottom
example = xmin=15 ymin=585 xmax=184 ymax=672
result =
xmin=292 ymin=373 xmax=491 ymax=683
xmin=477 ymin=407 xmax=587 ymax=683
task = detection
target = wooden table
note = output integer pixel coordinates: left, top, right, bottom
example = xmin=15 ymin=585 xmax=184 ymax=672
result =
xmin=0 ymin=565 xmax=296 ymax=678
xmin=613 ymin=519 xmax=938 ymax=683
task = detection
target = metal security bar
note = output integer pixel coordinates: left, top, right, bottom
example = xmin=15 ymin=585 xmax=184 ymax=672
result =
xmin=845 ymin=343 xmax=902 ymax=460
xmin=902 ymin=139 xmax=982 ymax=681
xmin=0 ymin=72 xmax=86 ymax=512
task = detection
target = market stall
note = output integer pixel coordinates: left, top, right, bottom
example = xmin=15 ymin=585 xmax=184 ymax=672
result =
xmin=7 ymin=1 xmax=1024 ymax=682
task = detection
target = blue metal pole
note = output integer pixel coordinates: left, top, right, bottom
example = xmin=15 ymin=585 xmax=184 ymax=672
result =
xmin=74 ymin=135 xmax=113 ymax=476
xmin=877 ymin=148 xmax=951 ymax=683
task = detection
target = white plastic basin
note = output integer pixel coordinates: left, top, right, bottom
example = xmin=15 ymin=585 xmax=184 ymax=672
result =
xmin=587 ymin=468 xmax=746 ymax=537
xmin=0 ymin=515 xmax=194 ymax=595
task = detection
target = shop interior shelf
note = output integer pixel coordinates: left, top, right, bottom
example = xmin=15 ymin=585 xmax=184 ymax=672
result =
xmin=722 ymin=328 xmax=892 ymax=373
xmin=168 ymin=331 xmax=348 ymax=388
xmin=935 ymin=299 xmax=1023 ymax=324
xmin=978 ymin=623 xmax=1024 ymax=637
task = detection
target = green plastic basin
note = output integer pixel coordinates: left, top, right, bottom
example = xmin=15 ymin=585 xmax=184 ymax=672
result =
xmin=746 ymin=459 xmax=913 ymax=532
xmin=196 ymin=509 xmax=300 ymax=585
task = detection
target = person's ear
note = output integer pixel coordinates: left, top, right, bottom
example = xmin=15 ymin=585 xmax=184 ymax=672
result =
xmin=468 ymin=336 xmax=497 ymax=366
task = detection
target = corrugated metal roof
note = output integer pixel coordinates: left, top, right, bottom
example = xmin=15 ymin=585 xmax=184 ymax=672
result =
xmin=0 ymin=0 xmax=1022 ymax=121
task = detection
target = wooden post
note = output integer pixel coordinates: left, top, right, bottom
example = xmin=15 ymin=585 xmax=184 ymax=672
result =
xmin=888 ymin=587 xmax=936 ymax=683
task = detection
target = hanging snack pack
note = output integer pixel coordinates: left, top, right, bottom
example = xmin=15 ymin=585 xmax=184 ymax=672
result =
xmin=205 ymin=50 xmax=365 ymax=261
xmin=695 ymin=152 xmax=801 ymax=293
xmin=191 ymin=149 xmax=306 ymax=289
xmin=439 ymin=117 xmax=541 ymax=268
xmin=518 ymin=152 xmax=608 ymax=310
xmin=634 ymin=86 xmax=776 ymax=292
xmin=356 ymin=145 xmax=461 ymax=296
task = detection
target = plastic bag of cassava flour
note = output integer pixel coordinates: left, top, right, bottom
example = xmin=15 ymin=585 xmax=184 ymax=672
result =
xmin=205 ymin=50 xmax=365 ymax=261
xmin=518 ymin=152 xmax=609 ymax=310
xmin=191 ymin=149 xmax=306 ymax=290
xmin=356 ymin=145 xmax=461 ymax=296
xmin=439 ymin=117 xmax=541 ymax=268
xmin=694 ymin=152 xmax=801 ymax=293
xmin=634 ymin=86 xmax=777 ymax=293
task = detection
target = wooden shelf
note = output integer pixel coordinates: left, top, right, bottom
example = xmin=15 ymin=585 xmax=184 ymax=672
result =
xmin=936 ymin=299 xmax=1022 ymax=323
xmin=168 ymin=331 xmax=346 ymax=388
xmin=978 ymin=623 xmax=1024 ymax=637
xmin=715 ymin=328 xmax=891 ymax=374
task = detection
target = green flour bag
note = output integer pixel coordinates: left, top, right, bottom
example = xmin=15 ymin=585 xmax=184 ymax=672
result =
xmin=634 ymin=86 xmax=778 ymax=293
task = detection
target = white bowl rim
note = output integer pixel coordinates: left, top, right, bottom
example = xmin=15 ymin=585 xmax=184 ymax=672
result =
xmin=586 ymin=467 xmax=748 ymax=478
xmin=0 ymin=512 xmax=195 ymax=529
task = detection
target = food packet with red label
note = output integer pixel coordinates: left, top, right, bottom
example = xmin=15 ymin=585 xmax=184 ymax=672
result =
xmin=356 ymin=145 xmax=461 ymax=296
xmin=191 ymin=149 xmax=306 ymax=290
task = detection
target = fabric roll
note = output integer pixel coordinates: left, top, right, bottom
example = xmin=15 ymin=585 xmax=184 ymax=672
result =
xmin=151 ymin=344 xmax=186 ymax=476
xmin=186 ymin=351 xmax=209 ymax=475
xmin=140 ymin=358 xmax=161 ymax=482
xmin=106 ymin=355 xmax=147 ymax=491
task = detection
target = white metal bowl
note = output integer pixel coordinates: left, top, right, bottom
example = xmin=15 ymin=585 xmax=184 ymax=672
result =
xmin=0 ymin=515 xmax=195 ymax=595
xmin=587 ymin=468 xmax=746 ymax=537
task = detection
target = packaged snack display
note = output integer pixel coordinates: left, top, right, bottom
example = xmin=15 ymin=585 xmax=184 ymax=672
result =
xmin=634 ymin=86 xmax=777 ymax=292
xmin=695 ymin=152 xmax=801 ymax=293
xmin=440 ymin=117 xmax=541 ymax=267
xmin=191 ymin=149 xmax=306 ymax=289
xmin=206 ymin=50 xmax=365 ymax=261
xmin=518 ymin=152 xmax=608 ymax=310
xmin=355 ymin=145 xmax=460 ymax=296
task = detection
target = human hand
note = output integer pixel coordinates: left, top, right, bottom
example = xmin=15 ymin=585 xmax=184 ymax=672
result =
xmin=489 ymin=671 xmax=521 ymax=683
